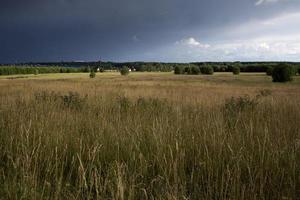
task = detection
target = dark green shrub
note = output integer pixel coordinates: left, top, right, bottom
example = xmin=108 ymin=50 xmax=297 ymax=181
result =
xmin=184 ymin=66 xmax=192 ymax=74
xmin=99 ymin=67 xmax=105 ymax=73
xmin=200 ymin=65 xmax=214 ymax=75
xmin=212 ymin=65 xmax=221 ymax=72
xmin=89 ymin=70 xmax=96 ymax=78
xmin=240 ymin=64 xmax=269 ymax=72
xmin=191 ymin=65 xmax=200 ymax=75
xmin=120 ymin=66 xmax=130 ymax=76
xmin=232 ymin=65 xmax=240 ymax=75
xmin=34 ymin=69 xmax=39 ymax=75
xmin=174 ymin=66 xmax=184 ymax=74
xmin=82 ymin=67 xmax=90 ymax=73
xmin=220 ymin=66 xmax=227 ymax=72
xmin=266 ymin=66 xmax=273 ymax=76
xmin=272 ymin=64 xmax=295 ymax=82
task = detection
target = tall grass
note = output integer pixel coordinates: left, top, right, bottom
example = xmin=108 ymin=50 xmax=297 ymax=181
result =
xmin=0 ymin=75 xmax=299 ymax=199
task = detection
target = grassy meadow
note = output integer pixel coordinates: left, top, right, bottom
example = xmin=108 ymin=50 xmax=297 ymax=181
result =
xmin=0 ymin=72 xmax=299 ymax=199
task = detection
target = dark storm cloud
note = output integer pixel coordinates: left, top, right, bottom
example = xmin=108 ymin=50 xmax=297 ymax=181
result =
xmin=1 ymin=0 xmax=300 ymax=62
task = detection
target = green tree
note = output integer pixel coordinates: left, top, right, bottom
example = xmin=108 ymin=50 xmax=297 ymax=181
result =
xmin=232 ymin=65 xmax=240 ymax=75
xmin=191 ymin=65 xmax=200 ymax=75
xmin=174 ymin=65 xmax=184 ymax=74
xmin=272 ymin=64 xmax=295 ymax=82
xmin=120 ymin=66 xmax=130 ymax=76
xmin=89 ymin=70 xmax=96 ymax=78
xmin=266 ymin=66 xmax=273 ymax=76
xmin=200 ymin=65 xmax=214 ymax=75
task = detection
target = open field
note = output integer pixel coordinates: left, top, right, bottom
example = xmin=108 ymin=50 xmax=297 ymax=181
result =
xmin=0 ymin=72 xmax=300 ymax=199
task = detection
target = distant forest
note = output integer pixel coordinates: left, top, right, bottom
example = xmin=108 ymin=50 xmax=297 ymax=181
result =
xmin=0 ymin=61 xmax=300 ymax=75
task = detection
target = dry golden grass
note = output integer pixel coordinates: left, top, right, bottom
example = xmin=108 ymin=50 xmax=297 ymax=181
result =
xmin=0 ymin=72 xmax=299 ymax=199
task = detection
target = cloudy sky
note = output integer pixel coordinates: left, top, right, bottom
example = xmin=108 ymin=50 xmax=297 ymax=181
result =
xmin=1 ymin=0 xmax=300 ymax=63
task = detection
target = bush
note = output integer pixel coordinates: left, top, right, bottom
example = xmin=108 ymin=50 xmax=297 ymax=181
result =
xmin=220 ymin=66 xmax=227 ymax=72
xmin=120 ymin=66 xmax=130 ymax=76
xmin=200 ymin=65 xmax=214 ymax=75
xmin=99 ymin=67 xmax=105 ymax=73
xmin=266 ymin=66 xmax=273 ymax=76
xmin=212 ymin=65 xmax=219 ymax=72
xmin=34 ymin=69 xmax=39 ymax=75
xmin=272 ymin=64 xmax=295 ymax=82
xmin=181 ymin=65 xmax=201 ymax=75
xmin=89 ymin=70 xmax=96 ymax=78
xmin=232 ymin=65 xmax=240 ymax=75
xmin=174 ymin=66 xmax=184 ymax=74
xmin=185 ymin=66 xmax=192 ymax=74
xmin=191 ymin=65 xmax=200 ymax=75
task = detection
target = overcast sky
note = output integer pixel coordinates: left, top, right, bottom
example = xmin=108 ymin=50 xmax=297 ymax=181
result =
xmin=1 ymin=0 xmax=300 ymax=63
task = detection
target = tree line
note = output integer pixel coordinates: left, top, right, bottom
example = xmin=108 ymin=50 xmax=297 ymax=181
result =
xmin=0 ymin=62 xmax=299 ymax=76
xmin=0 ymin=66 xmax=86 ymax=75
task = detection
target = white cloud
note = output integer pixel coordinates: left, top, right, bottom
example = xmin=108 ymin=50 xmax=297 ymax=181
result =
xmin=221 ymin=11 xmax=300 ymax=52
xmin=212 ymin=39 xmax=300 ymax=60
xmin=142 ymin=34 xmax=300 ymax=62
xmin=171 ymin=10 xmax=300 ymax=62
xmin=177 ymin=37 xmax=210 ymax=48
xmin=260 ymin=11 xmax=300 ymax=27
xmin=219 ymin=11 xmax=300 ymax=45
xmin=259 ymin=42 xmax=270 ymax=49
xmin=255 ymin=0 xmax=265 ymax=6
xmin=159 ymin=11 xmax=300 ymax=62
xmin=255 ymin=0 xmax=287 ymax=6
